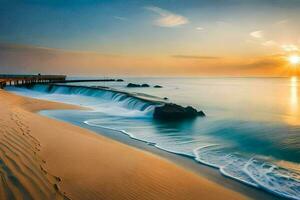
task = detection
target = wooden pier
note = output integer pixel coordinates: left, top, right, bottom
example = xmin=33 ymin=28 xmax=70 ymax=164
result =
xmin=0 ymin=74 xmax=66 ymax=89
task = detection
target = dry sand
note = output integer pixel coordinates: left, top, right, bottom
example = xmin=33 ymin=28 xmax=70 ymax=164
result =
xmin=0 ymin=90 xmax=249 ymax=200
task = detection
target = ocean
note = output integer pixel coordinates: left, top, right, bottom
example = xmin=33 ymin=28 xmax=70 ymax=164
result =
xmin=7 ymin=77 xmax=300 ymax=200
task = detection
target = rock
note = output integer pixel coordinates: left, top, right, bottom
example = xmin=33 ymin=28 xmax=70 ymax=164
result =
xmin=163 ymin=97 xmax=168 ymax=100
xmin=153 ymin=103 xmax=205 ymax=120
xmin=154 ymin=85 xmax=162 ymax=88
xmin=117 ymin=79 xmax=124 ymax=82
xmin=141 ymin=84 xmax=150 ymax=87
xmin=127 ymin=83 xmax=141 ymax=87
xmin=127 ymin=83 xmax=150 ymax=87
xmin=197 ymin=110 xmax=205 ymax=116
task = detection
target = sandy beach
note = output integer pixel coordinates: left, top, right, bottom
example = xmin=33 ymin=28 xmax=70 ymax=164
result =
xmin=0 ymin=89 xmax=248 ymax=200
xmin=2 ymin=1 xmax=300 ymax=199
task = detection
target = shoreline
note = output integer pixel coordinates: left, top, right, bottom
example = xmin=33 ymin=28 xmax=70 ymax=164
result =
xmin=42 ymin=110 xmax=287 ymax=200
xmin=0 ymin=90 xmax=249 ymax=200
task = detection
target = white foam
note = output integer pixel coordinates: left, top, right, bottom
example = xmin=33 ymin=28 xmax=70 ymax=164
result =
xmin=8 ymin=85 xmax=300 ymax=200
xmin=245 ymin=159 xmax=300 ymax=200
xmin=7 ymin=85 xmax=156 ymax=118
xmin=194 ymin=145 xmax=300 ymax=199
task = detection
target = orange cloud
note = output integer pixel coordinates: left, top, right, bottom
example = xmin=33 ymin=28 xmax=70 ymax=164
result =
xmin=0 ymin=43 xmax=295 ymax=76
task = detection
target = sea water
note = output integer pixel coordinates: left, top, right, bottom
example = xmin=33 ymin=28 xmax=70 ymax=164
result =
xmin=7 ymin=77 xmax=300 ymax=200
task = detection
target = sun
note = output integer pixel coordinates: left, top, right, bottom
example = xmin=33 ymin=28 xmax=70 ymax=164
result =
xmin=289 ymin=55 xmax=300 ymax=65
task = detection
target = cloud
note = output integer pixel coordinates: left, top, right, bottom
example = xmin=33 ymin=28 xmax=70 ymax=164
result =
xmin=0 ymin=43 xmax=118 ymax=57
xmin=145 ymin=6 xmax=189 ymax=27
xmin=114 ymin=16 xmax=128 ymax=21
xmin=250 ymin=30 xmax=264 ymax=39
xmin=262 ymin=40 xmax=277 ymax=47
xmin=196 ymin=27 xmax=204 ymax=31
xmin=0 ymin=43 xmax=289 ymax=76
xmin=0 ymin=43 xmax=128 ymax=74
xmin=237 ymin=57 xmax=283 ymax=70
xmin=281 ymin=44 xmax=299 ymax=52
xmin=275 ymin=19 xmax=289 ymax=25
xmin=172 ymin=55 xmax=221 ymax=60
xmin=216 ymin=21 xmax=230 ymax=26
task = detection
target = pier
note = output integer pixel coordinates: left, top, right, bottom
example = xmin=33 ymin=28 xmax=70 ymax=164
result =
xmin=0 ymin=74 xmax=66 ymax=89
xmin=0 ymin=74 xmax=125 ymax=89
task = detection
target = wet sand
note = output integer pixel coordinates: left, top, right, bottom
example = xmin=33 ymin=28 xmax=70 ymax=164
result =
xmin=0 ymin=90 xmax=248 ymax=200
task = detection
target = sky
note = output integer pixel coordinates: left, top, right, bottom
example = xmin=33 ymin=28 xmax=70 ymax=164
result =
xmin=0 ymin=0 xmax=300 ymax=76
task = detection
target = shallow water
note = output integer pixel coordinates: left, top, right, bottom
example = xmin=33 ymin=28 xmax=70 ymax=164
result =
xmin=7 ymin=77 xmax=300 ymax=200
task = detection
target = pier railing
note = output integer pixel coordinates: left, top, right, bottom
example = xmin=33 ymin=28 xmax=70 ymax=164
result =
xmin=0 ymin=74 xmax=66 ymax=89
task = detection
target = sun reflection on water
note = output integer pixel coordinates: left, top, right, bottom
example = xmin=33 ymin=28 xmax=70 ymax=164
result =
xmin=290 ymin=77 xmax=298 ymax=108
xmin=287 ymin=76 xmax=300 ymax=125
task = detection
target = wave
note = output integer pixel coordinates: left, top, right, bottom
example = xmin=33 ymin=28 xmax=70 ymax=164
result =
xmin=194 ymin=145 xmax=300 ymax=200
xmin=84 ymin=119 xmax=195 ymax=157
xmin=11 ymin=84 xmax=205 ymax=120
xmin=84 ymin=119 xmax=300 ymax=200
xmin=10 ymin=84 xmax=300 ymax=199
xmin=18 ymin=84 xmax=164 ymax=117
xmin=245 ymin=159 xmax=300 ymax=200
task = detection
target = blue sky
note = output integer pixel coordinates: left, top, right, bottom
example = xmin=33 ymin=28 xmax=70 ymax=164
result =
xmin=0 ymin=0 xmax=300 ymax=75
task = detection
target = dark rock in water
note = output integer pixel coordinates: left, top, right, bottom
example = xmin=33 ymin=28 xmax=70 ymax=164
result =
xmin=163 ymin=97 xmax=168 ymax=100
xmin=117 ymin=79 xmax=124 ymax=82
xmin=141 ymin=84 xmax=150 ymax=87
xmin=127 ymin=83 xmax=141 ymax=87
xmin=153 ymin=103 xmax=205 ymax=120
xmin=127 ymin=83 xmax=150 ymax=87
xmin=197 ymin=110 xmax=205 ymax=116
xmin=154 ymin=85 xmax=162 ymax=88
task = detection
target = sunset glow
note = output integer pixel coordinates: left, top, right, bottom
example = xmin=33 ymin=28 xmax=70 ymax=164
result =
xmin=1 ymin=2 xmax=300 ymax=200
xmin=289 ymin=55 xmax=300 ymax=65
xmin=1 ymin=1 xmax=300 ymax=76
